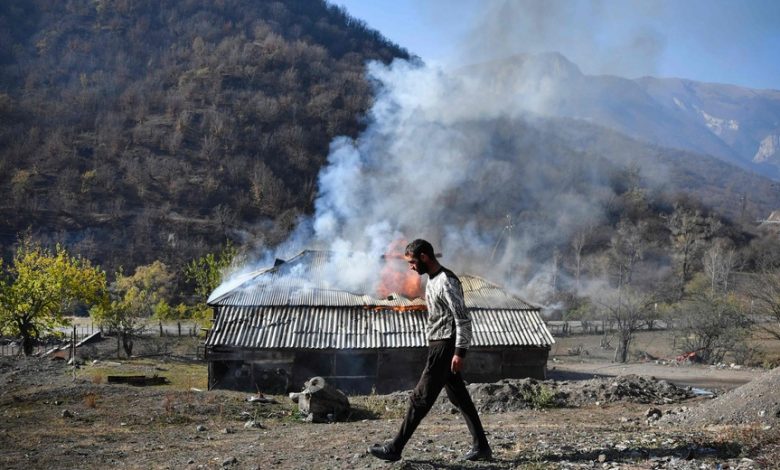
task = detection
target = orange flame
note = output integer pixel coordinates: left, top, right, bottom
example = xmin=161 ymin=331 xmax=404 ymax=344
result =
xmin=364 ymin=304 xmax=428 ymax=312
xmin=377 ymin=239 xmax=424 ymax=300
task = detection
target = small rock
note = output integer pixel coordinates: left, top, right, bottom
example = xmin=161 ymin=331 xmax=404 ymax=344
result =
xmin=598 ymin=454 xmax=607 ymax=463
xmin=61 ymin=409 xmax=73 ymax=418
xmin=220 ymin=428 xmax=234 ymax=434
xmin=646 ymin=407 xmax=662 ymax=420
xmin=244 ymin=420 xmax=264 ymax=429
xmin=196 ymin=425 xmax=207 ymax=432
xmin=222 ymin=456 xmax=237 ymax=466
xmin=187 ymin=459 xmax=194 ymax=464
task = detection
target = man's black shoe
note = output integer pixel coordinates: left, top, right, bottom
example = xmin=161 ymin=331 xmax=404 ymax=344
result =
xmin=462 ymin=446 xmax=493 ymax=461
xmin=368 ymin=443 xmax=401 ymax=462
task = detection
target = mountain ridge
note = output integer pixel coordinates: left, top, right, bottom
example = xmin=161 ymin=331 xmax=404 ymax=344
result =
xmin=462 ymin=52 xmax=780 ymax=178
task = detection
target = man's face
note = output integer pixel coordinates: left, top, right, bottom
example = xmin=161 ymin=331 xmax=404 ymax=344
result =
xmin=405 ymin=253 xmax=428 ymax=275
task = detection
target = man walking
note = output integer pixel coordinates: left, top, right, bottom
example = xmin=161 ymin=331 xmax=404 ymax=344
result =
xmin=368 ymin=239 xmax=492 ymax=462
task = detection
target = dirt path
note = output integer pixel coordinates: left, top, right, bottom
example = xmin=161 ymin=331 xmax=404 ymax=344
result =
xmin=549 ymin=359 xmax=763 ymax=391
xmin=549 ymin=331 xmax=767 ymax=391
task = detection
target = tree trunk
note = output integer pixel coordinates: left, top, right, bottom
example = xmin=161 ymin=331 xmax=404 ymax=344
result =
xmin=121 ymin=332 xmax=133 ymax=358
xmin=19 ymin=321 xmax=34 ymax=356
xmin=614 ymin=336 xmax=630 ymax=363
xmin=21 ymin=335 xmax=34 ymax=356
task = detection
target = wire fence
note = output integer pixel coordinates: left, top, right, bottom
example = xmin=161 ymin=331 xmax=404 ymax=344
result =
xmin=0 ymin=321 xmax=201 ymax=357
xmin=545 ymin=320 xmax=669 ymax=337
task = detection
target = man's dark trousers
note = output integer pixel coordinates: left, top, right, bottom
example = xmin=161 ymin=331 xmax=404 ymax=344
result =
xmin=390 ymin=339 xmax=489 ymax=452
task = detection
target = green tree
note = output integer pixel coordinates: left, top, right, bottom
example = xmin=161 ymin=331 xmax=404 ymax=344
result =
xmin=185 ymin=242 xmax=239 ymax=331
xmin=0 ymin=240 xmax=106 ymax=355
xmin=90 ymin=300 xmax=143 ymax=358
xmin=185 ymin=242 xmax=239 ymax=302
xmin=115 ymin=260 xmax=175 ymax=318
xmin=90 ymin=261 xmax=174 ymax=356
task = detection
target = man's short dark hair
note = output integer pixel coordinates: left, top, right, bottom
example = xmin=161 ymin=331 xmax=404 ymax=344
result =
xmin=405 ymin=239 xmax=435 ymax=259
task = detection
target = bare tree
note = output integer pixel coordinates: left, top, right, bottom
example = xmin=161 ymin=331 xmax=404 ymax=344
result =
xmin=608 ymin=219 xmax=647 ymax=288
xmin=703 ymin=238 xmax=738 ymax=294
xmin=744 ymin=269 xmax=780 ymax=340
xmin=598 ymin=287 xmax=656 ymax=363
xmin=550 ymin=248 xmax=561 ymax=292
xmin=571 ymin=229 xmax=588 ymax=291
xmin=213 ymin=204 xmax=236 ymax=239
xmin=667 ymin=204 xmax=720 ymax=297
xmin=676 ymin=280 xmax=751 ymax=364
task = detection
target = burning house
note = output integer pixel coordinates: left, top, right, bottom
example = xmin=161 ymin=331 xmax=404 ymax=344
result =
xmin=204 ymin=250 xmax=554 ymax=394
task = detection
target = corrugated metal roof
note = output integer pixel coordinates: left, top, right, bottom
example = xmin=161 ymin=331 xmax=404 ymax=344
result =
xmin=208 ymin=250 xmax=538 ymax=310
xmin=204 ymin=250 xmax=552 ymax=350
xmin=206 ymin=305 xmax=555 ymax=349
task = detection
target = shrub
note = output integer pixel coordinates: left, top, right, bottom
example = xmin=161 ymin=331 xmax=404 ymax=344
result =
xmin=521 ymin=385 xmax=557 ymax=409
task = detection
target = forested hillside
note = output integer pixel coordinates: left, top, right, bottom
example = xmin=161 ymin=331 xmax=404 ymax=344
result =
xmin=0 ymin=0 xmax=409 ymax=273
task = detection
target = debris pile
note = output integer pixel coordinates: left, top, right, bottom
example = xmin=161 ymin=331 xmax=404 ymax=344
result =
xmin=386 ymin=375 xmax=695 ymax=413
xmin=463 ymin=375 xmax=694 ymax=412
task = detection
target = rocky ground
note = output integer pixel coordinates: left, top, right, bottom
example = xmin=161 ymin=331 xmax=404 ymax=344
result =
xmin=661 ymin=366 xmax=780 ymax=428
xmin=1 ymin=332 xmax=779 ymax=469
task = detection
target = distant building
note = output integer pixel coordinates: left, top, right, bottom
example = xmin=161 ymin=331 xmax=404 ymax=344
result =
xmin=204 ymin=251 xmax=554 ymax=394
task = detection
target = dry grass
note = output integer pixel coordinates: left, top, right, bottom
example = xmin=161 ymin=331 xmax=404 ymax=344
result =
xmin=77 ymin=359 xmax=207 ymax=390
xmin=163 ymin=394 xmax=175 ymax=414
xmin=350 ymin=391 xmax=406 ymax=419
xmin=84 ymin=392 xmax=98 ymax=408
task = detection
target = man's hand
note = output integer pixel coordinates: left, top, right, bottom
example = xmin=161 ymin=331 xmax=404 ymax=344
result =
xmin=451 ymin=354 xmax=464 ymax=374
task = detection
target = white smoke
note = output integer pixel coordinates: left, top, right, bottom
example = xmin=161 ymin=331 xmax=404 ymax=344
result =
xmin=228 ymin=56 xmax=612 ymax=300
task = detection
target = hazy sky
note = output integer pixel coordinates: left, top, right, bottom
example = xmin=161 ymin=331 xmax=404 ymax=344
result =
xmin=334 ymin=0 xmax=780 ymax=91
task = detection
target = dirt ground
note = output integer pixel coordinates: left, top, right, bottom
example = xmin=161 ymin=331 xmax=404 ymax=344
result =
xmin=1 ymin=332 xmax=779 ymax=469
xmin=549 ymin=332 xmax=768 ymax=391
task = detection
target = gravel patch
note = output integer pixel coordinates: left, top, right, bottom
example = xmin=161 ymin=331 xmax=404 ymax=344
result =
xmin=662 ymin=366 xmax=780 ymax=427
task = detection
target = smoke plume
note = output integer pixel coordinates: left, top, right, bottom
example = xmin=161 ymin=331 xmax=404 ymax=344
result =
xmin=216 ymin=1 xmax=674 ymax=303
